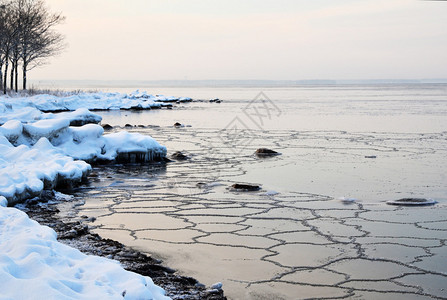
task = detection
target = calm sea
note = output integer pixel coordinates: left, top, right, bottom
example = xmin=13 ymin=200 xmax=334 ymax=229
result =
xmin=48 ymin=82 xmax=447 ymax=299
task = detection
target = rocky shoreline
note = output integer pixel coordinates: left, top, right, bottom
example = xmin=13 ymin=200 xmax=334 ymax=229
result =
xmin=21 ymin=190 xmax=226 ymax=300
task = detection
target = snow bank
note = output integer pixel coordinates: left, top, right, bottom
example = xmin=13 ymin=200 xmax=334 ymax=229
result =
xmin=0 ymin=92 xmax=173 ymax=299
xmin=0 ymin=206 xmax=169 ymax=300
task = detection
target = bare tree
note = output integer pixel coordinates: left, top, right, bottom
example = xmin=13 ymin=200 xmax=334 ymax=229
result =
xmin=0 ymin=0 xmax=65 ymax=93
xmin=15 ymin=0 xmax=65 ymax=90
xmin=0 ymin=1 xmax=16 ymax=94
xmin=0 ymin=3 xmax=5 ymax=93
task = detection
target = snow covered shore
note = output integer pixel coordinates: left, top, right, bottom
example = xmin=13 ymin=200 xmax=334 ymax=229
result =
xmin=0 ymin=90 xmax=192 ymax=115
xmin=0 ymin=92 xmax=173 ymax=299
xmin=0 ymin=201 xmax=170 ymax=300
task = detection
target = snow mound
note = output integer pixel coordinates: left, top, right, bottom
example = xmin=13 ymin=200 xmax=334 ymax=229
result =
xmin=0 ymin=206 xmax=169 ymax=300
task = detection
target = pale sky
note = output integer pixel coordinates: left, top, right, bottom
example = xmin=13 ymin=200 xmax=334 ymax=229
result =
xmin=32 ymin=0 xmax=447 ymax=81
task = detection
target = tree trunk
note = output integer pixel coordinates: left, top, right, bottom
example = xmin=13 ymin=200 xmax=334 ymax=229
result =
xmin=22 ymin=63 xmax=26 ymax=91
xmin=0 ymin=66 xmax=3 ymax=94
xmin=15 ymin=62 xmax=19 ymax=92
xmin=3 ymin=61 xmax=8 ymax=94
xmin=10 ymin=61 xmax=14 ymax=91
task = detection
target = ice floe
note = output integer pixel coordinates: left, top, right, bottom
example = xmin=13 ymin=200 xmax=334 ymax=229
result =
xmin=338 ymin=197 xmax=358 ymax=203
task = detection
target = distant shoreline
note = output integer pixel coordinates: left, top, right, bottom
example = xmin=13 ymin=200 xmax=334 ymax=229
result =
xmin=29 ymin=79 xmax=447 ymax=90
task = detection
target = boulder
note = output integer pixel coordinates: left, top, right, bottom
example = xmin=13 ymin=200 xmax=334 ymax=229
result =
xmin=231 ymin=183 xmax=261 ymax=191
xmin=255 ymin=148 xmax=280 ymax=156
xmin=102 ymin=124 xmax=113 ymax=130
xmin=171 ymin=151 xmax=188 ymax=160
xmin=387 ymin=198 xmax=437 ymax=206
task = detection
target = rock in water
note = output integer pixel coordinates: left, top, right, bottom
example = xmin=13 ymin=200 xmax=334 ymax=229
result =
xmin=102 ymin=124 xmax=113 ymax=130
xmin=171 ymin=151 xmax=188 ymax=160
xmin=387 ymin=198 xmax=437 ymax=206
xmin=231 ymin=183 xmax=261 ymax=191
xmin=255 ymin=148 xmax=280 ymax=156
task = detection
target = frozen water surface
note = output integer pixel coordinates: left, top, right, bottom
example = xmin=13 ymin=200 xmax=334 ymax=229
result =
xmin=69 ymin=85 xmax=447 ymax=299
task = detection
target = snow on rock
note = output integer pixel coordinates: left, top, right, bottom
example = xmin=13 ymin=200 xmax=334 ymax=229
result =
xmin=57 ymin=125 xmax=167 ymax=162
xmin=0 ymin=120 xmax=166 ymax=205
xmin=56 ymin=108 xmax=103 ymax=126
xmin=103 ymin=131 xmax=167 ymax=162
xmin=0 ymin=135 xmax=91 ymax=205
xmin=0 ymin=120 xmax=23 ymax=144
xmin=0 ymin=106 xmax=43 ymax=125
xmin=23 ymin=118 xmax=71 ymax=144
xmin=0 ymin=206 xmax=170 ymax=300
xmin=0 ymin=92 xmax=167 ymax=204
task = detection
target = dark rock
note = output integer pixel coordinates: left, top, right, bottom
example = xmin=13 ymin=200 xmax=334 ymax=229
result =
xmin=205 ymin=288 xmax=226 ymax=299
xmin=70 ymin=119 xmax=100 ymax=126
xmin=171 ymin=151 xmax=188 ymax=160
xmin=387 ymin=198 xmax=437 ymax=206
xmin=102 ymin=124 xmax=113 ymax=130
xmin=365 ymin=155 xmax=377 ymax=159
xmin=137 ymin=125 xmax=146 ymax=128
xmin=174 ymin=122 xmax=182 ymax=127
xmin=231 ymin=183 xmax=261 ymax=191
xmin=115 ymin=151 xmax=166 ymax=163
xmin=195 ymin=283 xmax=206 ymax=289
xmin=255 ymin=148 xmax=280 ymax=156
xmin=124 ymin=124 xmax=133 ymax=128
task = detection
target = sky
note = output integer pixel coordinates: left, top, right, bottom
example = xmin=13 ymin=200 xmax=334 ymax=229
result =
xmin=31 ymin=0 xmax=447 ymax=81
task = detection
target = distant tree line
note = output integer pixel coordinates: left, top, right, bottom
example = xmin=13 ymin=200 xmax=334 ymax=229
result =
xmin=0 ymin=0 xmax=64 ymax=94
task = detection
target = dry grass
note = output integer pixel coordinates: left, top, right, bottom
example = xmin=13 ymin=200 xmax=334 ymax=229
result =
xmin=1 ymin=86 xmax=99 ymax=97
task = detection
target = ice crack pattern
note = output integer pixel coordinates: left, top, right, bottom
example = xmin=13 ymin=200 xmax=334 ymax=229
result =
xmin=71 ymin=126 xmax=447 ymax=299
